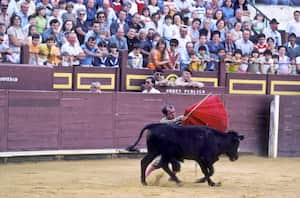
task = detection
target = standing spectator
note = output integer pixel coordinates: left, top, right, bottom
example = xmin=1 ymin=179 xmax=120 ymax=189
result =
xmin=284 ymin=33 xmax=300 ymax=58
xmin=235 ymin=29 xmax=254 ymax=55
xmin=142 ymin=77 xmax=160 ymax=93
xmin=263 ymin=18 xmax=282 ymax=47
xmin=7 ymin=15 xmax=26 ymax=63
xmin=147 ymin=39 xmax=170 ymax=70
xmin=75 ymin=9 xmax=88 ymax=45
xmin=286 ymin=10 xmax=300 ymax=44
xmin=0 ymin=0 xmax=10 ymax=28
xmin=61 ymin=32 xmax=85 ymax=66
xmin=128 ymin=43 xmax=143 ymax=69
xmin=109 ymin=27 xmax=128 ymax=50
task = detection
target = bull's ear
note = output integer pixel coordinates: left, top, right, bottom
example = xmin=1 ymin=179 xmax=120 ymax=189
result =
xmin=239 ymin=135 xmax=244 ymax=141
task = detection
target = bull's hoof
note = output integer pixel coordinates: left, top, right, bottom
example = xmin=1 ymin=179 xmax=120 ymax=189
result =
xmin=195 ymin=177 xmax=206 ymax=183
xmin=141 ymin=181 xmax=148 ymax=186
xmin=208 ymin=181 xmax=221 ymax=187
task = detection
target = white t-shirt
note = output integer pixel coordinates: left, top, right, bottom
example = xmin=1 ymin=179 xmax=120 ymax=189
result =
xmin=142 ymin=88 xmax=160 ymax=94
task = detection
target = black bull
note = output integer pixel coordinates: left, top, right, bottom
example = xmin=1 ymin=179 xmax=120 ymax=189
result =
xmin=127 ymin=123 xmax=244 ymax=186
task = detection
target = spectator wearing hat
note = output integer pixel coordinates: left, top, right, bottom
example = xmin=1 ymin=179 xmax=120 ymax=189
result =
xmin=128 ymin=43 xmax=143 ymax=69
xmin=284 ymin=33 xmax=300 ymax=58
xmin=286 ymin=10 xmax=300 ymax=45
xmin=263 ymin=18 xmax=282 ymax=47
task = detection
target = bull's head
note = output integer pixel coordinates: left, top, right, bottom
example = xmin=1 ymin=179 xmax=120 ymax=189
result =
xmin=226 ymin=131 xmax=244 ymax=161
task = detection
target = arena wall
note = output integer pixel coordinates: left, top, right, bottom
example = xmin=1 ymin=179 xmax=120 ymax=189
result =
xmin=1 ymin=90 xmax=295 ymax=156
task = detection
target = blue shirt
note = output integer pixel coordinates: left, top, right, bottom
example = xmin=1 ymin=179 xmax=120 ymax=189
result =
xmin=80 ymin=43 xmax=98 ymax=65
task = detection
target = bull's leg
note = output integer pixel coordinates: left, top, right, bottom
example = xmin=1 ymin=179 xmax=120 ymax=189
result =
xmin=195 ymin=161 xmax=208 ymax=183
xmin=160 ymin=158 xmax=181 ymax=184
xmin=206 ymin=165 xmax=221 ymax=187
xmin=141 ymin=153 xmax=158 ymax=185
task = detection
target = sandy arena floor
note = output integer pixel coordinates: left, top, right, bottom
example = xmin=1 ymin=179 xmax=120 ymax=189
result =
xmin=0 ymin=155 xmax=299 ymax=198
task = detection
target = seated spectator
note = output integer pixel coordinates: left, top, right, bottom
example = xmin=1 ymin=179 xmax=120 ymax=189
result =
xmin=188 ymin=18 xmax=201 ymax=44
xmin=109 ymin=27 xmax=128 ymax=50
xmin=61 ymin=20 xmax=76 ymax=43
xmin=75 ymin=8 xmax=88 ymax=45
xmin=60 ymin=32 xmax=85 ymax=66
xmin=227 ymin=8 xmax=243 ymax=30
xmin=107 ymin=43 xmax=119 ymax=67
xmin=0 ymin=32 xmax=13 ymax=63
xmin=277 ymin=45 xmax=291 ymax=75
xmin=80 ymin=36 xmax=99 ymax=66
xmin=194 ymin=34 xmax=209 ymax=56
xmin=93 ymin=42 xmax=109 ymax=67
xmin=207 ymin=30 xmax=224 ymax=57
xmin=263 ymin=18 xmax=282 ymax=47
xmin=0 ymin=0 xmax=10 ymax=28
xmin=230 ymin=22 xmax=243 ymax=42
xmin=235 ymin=29 xmax=254 ymax=55
xmin=90 ymin=81 xmax=102 ymax=93
xmin=226 ymin=49 xmax=242 ymax=73
xmin=188 ymin=50 xmax=203 ymax=72
xmin=162 ymin=15 xmax=176 ymax=45
xmin=248 ymin=49 xmax=260 ymax=74
xmin=84 ymin=21 xmax=102 ymax=44
xmin=36 ymin=0 xmax=53 ymax=16
xmin=142 ymin=76 xmax=160 ymax=93
xmin=179 ymin=41 xmax=195 ymax=71
xmin=0 ymin=23 xmax=9 ymax=46
xmin=152 ymin=68 xmax=169 ymax=86
xmin=222 ymin=32 xmax=236 ymax=54
xmin=126 ymin=28 xmax=139 ymax=52
xmin=147 ymin=39 xmax=170 ymax=70
xmin=137 ymin=28 xmax=151 ymax=67
xmin=110 ymin=9 xmax=130 ymax=35
xmin=259 ymin=49 xmax=275 ymax=74
xmin=233 ymin=0 xmax=250 ymax=21
xmin=254 ymin=33 xmax=268 ymax=55
xmin=284 ymin=33 xmax=300 ymax=58
xmin=252 ymin=13 xmax=266 ymax=34
xmin=62 ymin=2 xmax=76 ymax=24
xmin=221 ymin=0 xmax=234 ymax=20
xmin=7 ymin=15 xmax=27 ymax=63
xmin=42 ymin=19 xmax=63 ymax=47
xmin=295 ymin=56 xmax=300 ymax=74
xmin=28 ymin=33 xmax=42 ymax=65
xmin=38 ymin=36 xmax=60 ymax=66
xmin=35 ymin=6 xmax=47 ymax=34
xmin=239 ymin=54 xmax=249 ymax=73
xmin=267 ymin=37 xmax=278 ymax=55
xmin=128 ymin=43 xmax=143 ymax=69
xmin=175 ymin=68 xmax=204 ymax=88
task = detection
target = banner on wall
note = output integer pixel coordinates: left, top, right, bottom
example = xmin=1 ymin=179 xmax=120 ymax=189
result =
xmin=255 ymin=0 xmax=300 ymax=6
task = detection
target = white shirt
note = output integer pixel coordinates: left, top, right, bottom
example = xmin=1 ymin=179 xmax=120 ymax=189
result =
xmin=61 ymin=42 xmax=84 ymax=65
xmin=287 ymin=20 xmax=300 ymax=37
xmin=263 ymin=27 xmax=282 ymax=46
xmin=142 ymin=87 xmax=160 ymax=94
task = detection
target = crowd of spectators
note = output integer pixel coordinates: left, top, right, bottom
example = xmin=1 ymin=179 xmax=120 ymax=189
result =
xmin=0 ymin=0 xmax=299 ymax=75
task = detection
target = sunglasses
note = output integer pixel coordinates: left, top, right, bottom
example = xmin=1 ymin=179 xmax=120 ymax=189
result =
xmin=79 ymin=13 xmax=85 ymax=15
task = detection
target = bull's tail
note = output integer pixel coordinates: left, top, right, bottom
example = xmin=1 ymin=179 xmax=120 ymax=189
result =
xmin=126 ymin=123 xmax=158 ymax=152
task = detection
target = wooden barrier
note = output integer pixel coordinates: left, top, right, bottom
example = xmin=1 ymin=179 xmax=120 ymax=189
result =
xmin=267 ymin=74 xmax=300 ymax=95
xmin=0 ymin=64 xmax=53 ymax=90
xmin=226 ymin=73 xmax=268 ymax=95
xmin=0 ymin=91 xmax=291 ymax=156
xmin=52 ymin=67 xmax=74 ymax=90
xmin=73 ymin=67 xmax=119 ymax=91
